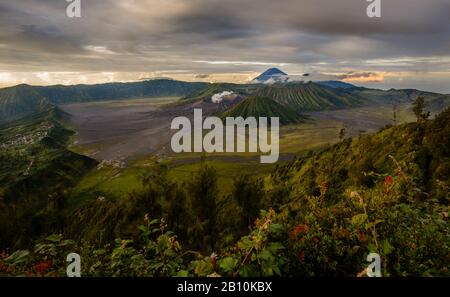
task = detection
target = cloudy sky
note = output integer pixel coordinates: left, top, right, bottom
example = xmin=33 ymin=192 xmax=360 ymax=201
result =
xmin=0 ymin=0 xmax=449 ymax=92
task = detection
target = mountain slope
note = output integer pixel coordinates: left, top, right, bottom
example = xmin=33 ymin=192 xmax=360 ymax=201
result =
xmin=219 ymin=96 xmax=306 ymax=125
xmin=351 ymin=88 xmax=450 ymax=110
xmin=0 ymin=107 xmax=97 ymax=195
xmin=0 ymin=79 xmax=208 ymax=123
xmin=254 ymin=82 xmax=365 ymax=111
xmin=0 ymin=84 xmax=53 ymax=123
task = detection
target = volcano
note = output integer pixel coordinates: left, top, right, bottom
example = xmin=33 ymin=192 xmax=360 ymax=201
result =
xmin=251 ymin=68 xmax=290 ymax=84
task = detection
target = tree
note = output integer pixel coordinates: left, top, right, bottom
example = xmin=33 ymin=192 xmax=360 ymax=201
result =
xmin=339 ymin=128 xmax=346 ymax=141
xmin=412 ymin=96 xmax=430 ymax=122
xmin=187 ymin=162 xmax=219 ymax=251
xmin=232 ymin=174 xmax=264 ymax=228
xmin=166 ymin=186 xmax=190 ymax=242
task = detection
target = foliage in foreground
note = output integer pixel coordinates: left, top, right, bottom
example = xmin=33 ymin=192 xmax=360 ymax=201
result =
xmin=1 ymin=108 xmax=449 ymax=277
xmin=1 ymin=190 xmax=448 ymax=277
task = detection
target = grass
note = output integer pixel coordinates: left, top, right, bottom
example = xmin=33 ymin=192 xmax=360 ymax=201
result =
xmin=69 ymin=164 xmax=144 ymax=204
xmin=69 ymin=156 xmax=279 ymax=203
xmin=167 ymin=159 xmax=277 ymax=196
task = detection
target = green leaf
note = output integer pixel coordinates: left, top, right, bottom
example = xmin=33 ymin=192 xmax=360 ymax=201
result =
xmin=238 ymin=237 xmax=255 ymax=250
xmin=365 ymin=219 xmax=383 ymax=230
xmin=138 ymin=225 xmax=147 ymax=233
xmin=269 ymin=223 xmax=283 ymax=235
xmin=193 ymin=260 xmax=213 ymax=276
xmin=267 ymin=242 xmax=284 ymax=254
xmin=149 ymin=219 xmax=159 ymax=225
xmin=239 ymin=264 xmax=258 ymax=277
xmin=351 ymin=213 xmax=368 ymax=226
xmin=5 ymin=250 xmax=30 ymax=265
xmin=149 ymin=262 xmax=164 ymax=271
xmin=176 ymin=270 xmax=189 ymax=277
xmin=367 ymin=243 xmax=377 ymax=253
xmin=258 ymin=249 xmax=272 ymax=261
xmin=157 ymin=235 xmax=170 ymax=252
xmin=59 ymin=239 xmax=75 ymax=247
xmin=46 ymin=234 xmax=61 ymax=242
xmin=273 ymin=265 xmax=281 ymax=276
xmin=219 ymin=257 xmax=238 ymax=273
xmin=381 ymin=239 xmax=394 ymax=255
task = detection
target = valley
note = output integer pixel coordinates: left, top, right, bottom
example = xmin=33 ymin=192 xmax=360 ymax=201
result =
xmin=58 ymin=96 xmax=419 ymax=201
xmin=62 ymin=97 xmax=416 ymax=163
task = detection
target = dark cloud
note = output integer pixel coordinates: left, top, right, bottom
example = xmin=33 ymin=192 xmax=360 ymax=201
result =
xmin=172 ymin=9 xmax=258 ymax=40
xmin=0 ymin=0 xmax=449 ymax=92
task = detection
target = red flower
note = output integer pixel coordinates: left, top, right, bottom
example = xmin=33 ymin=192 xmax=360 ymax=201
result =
xmin=385 ymin=175 xmax=393 ymax=194
xmin=34 ymin=260 xmax=52 ymax=276
xmin=289 ymin=224 xmax=309 ymax=240
xmin=385 ymin=175 xmax=393 ymax=185
xmin=358 ymin=232 xmax=367 ymax=242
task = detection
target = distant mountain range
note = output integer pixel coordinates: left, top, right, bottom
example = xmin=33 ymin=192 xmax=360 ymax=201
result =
xmin=1 ymin=68 xmax=450 ymax=125
xmin=316 ymin=81 xmax=358 ymax=89
xmin=0 ymin=80 xmax=208 ymax=123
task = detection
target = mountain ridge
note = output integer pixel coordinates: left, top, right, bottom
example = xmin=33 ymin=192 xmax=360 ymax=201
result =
xmin=1 ymin=71 xmax=450 ymax=124
xmin=0 ymin=79 xmax=208 ymax=123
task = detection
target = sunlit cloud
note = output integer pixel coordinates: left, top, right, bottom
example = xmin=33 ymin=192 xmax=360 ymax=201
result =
xmin=84 ymin=46 xmax=117 ymax=55
xmin=0 ymin=0 xmax=449 ymax=92
xmin=337 ymin=72 xmax=385 ymax=83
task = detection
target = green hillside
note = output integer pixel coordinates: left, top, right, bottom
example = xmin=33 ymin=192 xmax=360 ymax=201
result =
xmin=0 ymin=84 xmax=52 ymax=123
xmin=352 ymin=87 xmax=450 ymax=108
xmin=252 ymin=82 xmax=450 ymax=114
xmin=0 ymin=80 xmax=208 ymax=123
xmin=219 ymin=96 xmax=306 ymax=125
xmin=254 ymin=82 xmax=365 ymax=111
xmin=0 ymin=107 xmax=97 ymax=248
